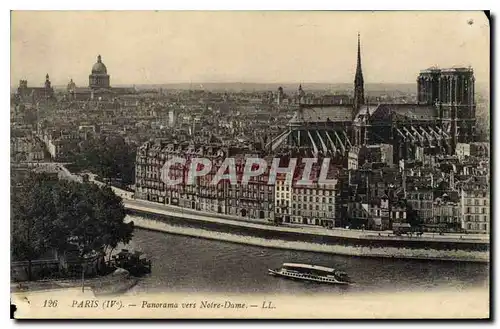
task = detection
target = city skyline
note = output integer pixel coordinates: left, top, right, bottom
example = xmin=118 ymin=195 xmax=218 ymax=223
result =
xmin=11 ymin=11 xmax=489 ymax=87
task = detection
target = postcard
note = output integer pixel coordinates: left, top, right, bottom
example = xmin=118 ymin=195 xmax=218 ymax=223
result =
xmin=10 ymin=10 xmax=490 ymax=319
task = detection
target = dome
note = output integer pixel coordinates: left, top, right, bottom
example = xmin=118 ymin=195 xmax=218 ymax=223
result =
xmin=91 ymin=55 xmax=107 ymax=74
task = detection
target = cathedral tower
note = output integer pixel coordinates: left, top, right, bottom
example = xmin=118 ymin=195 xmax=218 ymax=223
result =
xmin=354 ymin=33 xmax=365 ymax=113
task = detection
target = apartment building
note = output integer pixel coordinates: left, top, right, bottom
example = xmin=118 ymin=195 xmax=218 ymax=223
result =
xmin=460 ymin=177 xmax=490 ymax=234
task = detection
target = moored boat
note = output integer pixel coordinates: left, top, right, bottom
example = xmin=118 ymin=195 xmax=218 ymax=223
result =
xmin=109 ymin=249 xmax=152 ymax=277
xmin=268 ymin=263 xmax=352 ymax=285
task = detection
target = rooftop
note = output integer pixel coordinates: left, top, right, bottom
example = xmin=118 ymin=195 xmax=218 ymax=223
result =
xmin=289 ymin=105 xmax=353 ymax=124
xmin=420 ymin=66 xmax=474 ymax=74
xmin=354 ymin=103 xmax=437 ymax=122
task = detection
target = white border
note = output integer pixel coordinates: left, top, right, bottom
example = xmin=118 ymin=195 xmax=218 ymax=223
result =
xmin=5 ymin=1 xmax=500 ymax=10
xmin=3 ymin=1 xmax=498 ymax=328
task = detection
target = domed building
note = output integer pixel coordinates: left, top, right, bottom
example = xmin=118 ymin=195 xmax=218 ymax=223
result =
xmin=59 ymin=54 xmax=135 ymax=101
xmin=89 ymin=55 xmax=110 ymax=89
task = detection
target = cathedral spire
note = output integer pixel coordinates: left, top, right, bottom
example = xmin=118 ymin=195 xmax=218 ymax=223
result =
xmin=354 ymin=33 xmax=365 ymax=111
xmin=356 ymin=33 xmax=362 ymax=77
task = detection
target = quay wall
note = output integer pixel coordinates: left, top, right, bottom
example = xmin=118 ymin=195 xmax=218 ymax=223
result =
xmin=124 ymin=204 xmax=489 ymax=262
xmin=125 ymin=215 xmax=488 ymax=263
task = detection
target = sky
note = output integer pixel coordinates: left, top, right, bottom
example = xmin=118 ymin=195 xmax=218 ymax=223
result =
xmin=10 ymin=11 xmax=490 ymax=87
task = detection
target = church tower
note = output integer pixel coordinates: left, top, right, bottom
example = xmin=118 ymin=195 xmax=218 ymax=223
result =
xmin=44 ymin=73 xmax=54 ymax=99
xmin=354 ymin=33 xmax=365 ymax=113
xmin=44 ymin=74 xmax=51 ymax=89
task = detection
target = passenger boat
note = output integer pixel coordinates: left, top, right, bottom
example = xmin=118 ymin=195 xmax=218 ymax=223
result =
xmin=268 ymin=263 xmax=352 ymax=285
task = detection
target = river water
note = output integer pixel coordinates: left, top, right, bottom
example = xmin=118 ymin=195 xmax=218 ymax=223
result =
xmin=124 ymin=228 xmax=489 ymax=296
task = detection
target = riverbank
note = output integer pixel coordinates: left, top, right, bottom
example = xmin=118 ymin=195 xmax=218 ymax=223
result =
xmin=125 ymin=215 xmax=489 ymax=263
xmin=11 ymin=268 xmax=139 ymax=296
xmin=124 ymin=199 xmax=489 ymax=244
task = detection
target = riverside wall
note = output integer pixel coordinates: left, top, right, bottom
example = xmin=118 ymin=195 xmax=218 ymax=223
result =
xmin=124 ymin=203 xmax=489 ymax=262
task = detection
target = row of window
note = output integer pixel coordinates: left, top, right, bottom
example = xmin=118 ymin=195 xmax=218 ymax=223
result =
xmin=137 ymin=168 xmax=339 ymax=195
xmin=466 ymin=223 xmax=488 ymax=231
xmin=137 ymin=182 xmax=228 ymax=192
xmin=283 ymin=271 xmax=335 ymax=283
xmin=392 ymin=212 xmax=406 ymax=219
xmin=198 ymin=200 xmax=225 ymax=206
xmin=136 ymin=184 xmax=329 ymax=202
xmin=274 ymin=185 xmax=336 ymax=196
xmin=198 ymin=192 xmax=225 ymax=198
xmin=137 ymin=187 xmax=488 ymax=217
xmin=292 ymin=196 xmax=334 ymax=203
xmin=433 ymin=211 xmax=460 ymax=217
xmin=226 ymin=200 xmax=273 ymax=209
xmin=433 ymin=216 xmax=459 ymax=223
xmin=290 ymin=210 xmax=333 ymax=217
xmin=464 ymin=191 xmax=488 ymax=198
xmin=407 ymin=193 xmax=433 ymax=201
xmin=408 ymin=201 xmax=434 ymax=209
xmin=138 ymin=180 xmax=276 ymax=191
xmin=226 ymin=207 xmax=270 ymax=217
xmin=276 ymin=193 xmax=290 ymax=199
xmin=465 ymin=199 xmax=488 ymax=206
xmin=464 ymin=207 xmax=488 ymax=214
xmin=229 ymin=191 xmax=271 ymax=198
xmin=227 ymin=185 xmax=274 ymax=192
xmin=136 ymin=164 xmax=162 ymax=172
xmin=464 ymin=215 xmax=489 ymax=222
xmin=295 ymin=189 xmax=333 ymax=196
xmin=292 ymin=204 xmax=333 ymax=211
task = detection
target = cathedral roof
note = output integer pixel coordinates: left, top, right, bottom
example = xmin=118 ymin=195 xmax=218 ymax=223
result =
xmin=382 ymin=104 xmax=437 ymax=121
xmin=91 ymin=55 xmax=108 ymax=75
xmin=355 ymin=103 xmax=437 ymax=122
xmin=290 ymin=105 xmax=353 ymax=124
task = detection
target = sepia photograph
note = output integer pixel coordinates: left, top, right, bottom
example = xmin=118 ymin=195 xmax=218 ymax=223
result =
xmin=9 ymin=10 xmax=490 ymax=319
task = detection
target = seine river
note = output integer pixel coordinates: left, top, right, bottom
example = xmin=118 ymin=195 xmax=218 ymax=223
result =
xmin=124 ymin=228 xmax=489 ymax=295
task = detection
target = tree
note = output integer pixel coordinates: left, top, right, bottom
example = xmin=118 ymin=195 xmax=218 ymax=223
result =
xmin=405 ymin=203 xmax=422 ymax=228
xmin=51 ymin=181 xmax=134 ymax=271
xmin=85 ymin=184 xmax=134 ymax=261
xmin=11 ymin=173 xmax=134 ymax=281
xmin=11 ymin=173 xmax=58 ymax=280
xmin=71 ymin=136 xmax=137 ymax=185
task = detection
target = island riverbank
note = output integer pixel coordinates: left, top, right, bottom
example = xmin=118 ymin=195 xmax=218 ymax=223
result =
xmin=123 ymin=199 xmax=489 ymax=245
xmin=123 ymin=206 xmax=489 ymax=263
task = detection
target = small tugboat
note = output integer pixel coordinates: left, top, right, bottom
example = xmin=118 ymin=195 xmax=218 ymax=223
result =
xmin=109 ymin=249 xmax=152 ymax=276
xmin=268 ymin=263 xmax=352 ymax=285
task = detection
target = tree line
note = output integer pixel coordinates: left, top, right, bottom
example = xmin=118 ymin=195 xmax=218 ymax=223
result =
xmin=11 ymin=172 xmax=134 ymax=280
xmin=68 ymin=135 xmax=137 ymax=186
